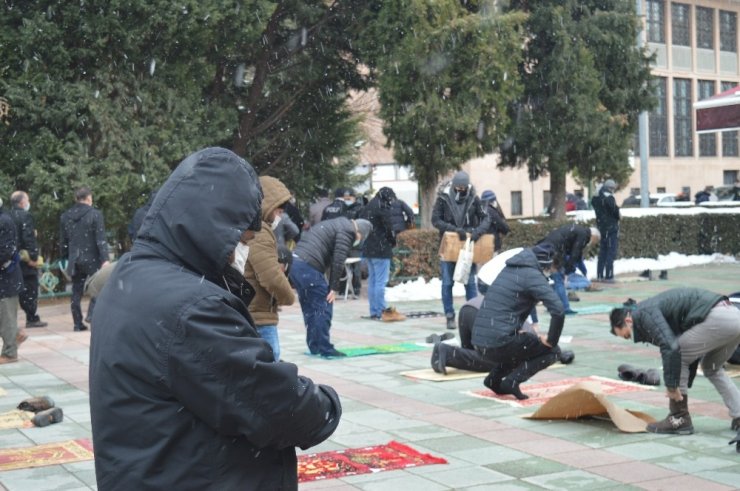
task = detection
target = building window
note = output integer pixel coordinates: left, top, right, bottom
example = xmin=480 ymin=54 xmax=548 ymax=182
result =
xmin=657 ymin=186 xmax=666 ymax=193
xmin=649 ymin=77 xmax=668 ymax=156
xmin=720 ymin=11 xmax=737 ymax=52
xmin=672 ymin=3 xmax=690 ymax=46
xmin=647 ymin=0 xmax=665 ymax=43
xmin=724 ymin=170 xmax=739 ymax=185
xmin=698 ymin=80 xmax=716 ymax=157
xmin=511 ymin=191 xmax=522 ymax=216
xmin=722 ymin=81 xmax=739 ymax=156
xmin=543 ymin=190 xmax=552 ymax=213
xmin=696 ymin=7 xmax=714 ymax=49
xmin=673 ymin=78 xmax=692 ymax=156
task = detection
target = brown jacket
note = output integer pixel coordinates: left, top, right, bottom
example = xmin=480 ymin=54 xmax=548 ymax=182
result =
xmin=244 ymin=176 xmax=295 ymax=326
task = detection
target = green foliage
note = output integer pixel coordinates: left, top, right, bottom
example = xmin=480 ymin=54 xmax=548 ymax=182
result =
xmin=499 ymin=0 xmax=655 ymax=219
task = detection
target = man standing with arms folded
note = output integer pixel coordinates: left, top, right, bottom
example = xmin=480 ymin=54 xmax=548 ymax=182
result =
xmin=9 ymin=191 xmax=47 ymax=328
xmin=59 ymin=187 xmax=109 ymax=331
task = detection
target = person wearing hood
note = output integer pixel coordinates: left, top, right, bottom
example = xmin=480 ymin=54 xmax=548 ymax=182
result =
xmin=360 ymin=187 xmax=405 ymax=322
xmin=609 ymin=288 xmax=740 ymax=435
xmin=432 ymin=171 xmax=490 ymax=329
xmin=244 ymin=176 xmax=296 ymax=361
xmin=480 ymin=190 xmax=510 ymax=252
xmin=59 ymin=186 xmax=109 ymax=331
xmin=290 ymin=216 xmax=373 ymax=357
xmin=431 ymin=244 xmax=565 ymax=400
xmin=89 ymin=148 xmax=341 ymax=490
xmin=591 ymin=179 xmax=620 ymax=283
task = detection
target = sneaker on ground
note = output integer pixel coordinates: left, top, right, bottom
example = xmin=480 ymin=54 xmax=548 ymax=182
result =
xmin=26 ymin=320 xmax=48 ymax=328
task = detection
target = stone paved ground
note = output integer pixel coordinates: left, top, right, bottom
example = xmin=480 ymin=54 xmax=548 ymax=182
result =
xmin=0 ymin=262 xmax=738 ymax=490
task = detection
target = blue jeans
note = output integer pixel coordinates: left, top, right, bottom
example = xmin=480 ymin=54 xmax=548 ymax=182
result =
xmin=551 ymin=271 xmax=571 ymax=311
xmin=597 ymin=228 xmax=619 ymax=280
xmin=366 ymin=258 xmax=390 ymax=317
xmin=440 ymin=260 xmax=478 ymax=317
xmin=288 ymin=259 xmax=335 ymax=355
xmin=567 ymin=272 xmax=591 ymax=290
xmin=256 ymin=325 xmax=280 ymax=361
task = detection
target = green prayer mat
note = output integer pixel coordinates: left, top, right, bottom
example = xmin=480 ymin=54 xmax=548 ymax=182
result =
xmin=313 ymin=343 xmax=429 ymax=358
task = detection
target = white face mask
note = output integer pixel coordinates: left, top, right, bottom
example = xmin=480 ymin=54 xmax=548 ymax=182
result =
xmin=23 ymin=203 xmax=30 ymax=212
xmin=231 ymin=242 xmax=250 ymax=275
xmin=353 ymin=239 xmax=361 ymax=247
xmin=270 ymin=214 xmax=282 ymax=230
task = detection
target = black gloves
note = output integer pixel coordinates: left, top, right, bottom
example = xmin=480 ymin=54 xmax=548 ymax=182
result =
xmin=456 ymin=229 xmax=467 ymax=241
xmin=471 ymin=231 xmax=481 ymax=242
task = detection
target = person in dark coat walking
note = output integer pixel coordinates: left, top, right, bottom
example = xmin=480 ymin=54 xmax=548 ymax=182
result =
xmin=610 ymin=288 xmax=740 ymax=435
xmin=480 ymin=190 xmax=510 ymax=252
xmin=59 ymin=186 xmax=109 ymax=331
xmin=290 ymin=217 xmax=372 ymax=357
xmin=591 ymin=179 xmax=620 ymax=282
xmin=9 ymin=191 xmax=47 ymax=327
xmin=432 ymin=171 xmax=490 ymax=329
xmin=89 ymin=147 xmax=341 ymax=490
xmin=431 ymin=245 xmax=565 ymax=400
xmin=0 ymin=202 xmax=24 ymax=364
xmin=537 ymin=224 xmax=599 ymax=315
xmin=361 ymin=187 xmax=405 ymax=322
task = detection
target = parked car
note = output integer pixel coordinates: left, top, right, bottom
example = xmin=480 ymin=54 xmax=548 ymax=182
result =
xmin=715 ymin=185 xmax=740 ymax=201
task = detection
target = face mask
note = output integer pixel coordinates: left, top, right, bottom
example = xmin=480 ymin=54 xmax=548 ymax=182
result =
xmin=270 ymin=214 xmax=282 ymax=230
xmin=231 ymin=242 xmax=250 ymax=275
xmin=23 ymin=203 xmax=30 ymax=212
xmin=353 ymin=239 xmax=361 ymax=247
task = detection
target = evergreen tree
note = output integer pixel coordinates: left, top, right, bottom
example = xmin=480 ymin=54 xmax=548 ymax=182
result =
xmin=500 ymin=0 xmax=655 ymax=219
xmin=363 ymin=1 xmax=524 ymax=225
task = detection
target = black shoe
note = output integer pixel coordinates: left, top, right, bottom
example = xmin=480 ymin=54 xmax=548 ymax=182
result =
xmin=321 ymin=348 xmax=346 ymax=358
xmin=564 ymin=309 xmax=578 ymax=315
xmin=732 ymin=417 xmax=740 ymax=431
xmin=425 ymin=332 xmax=455 ymax=344
xmin=32 ymin=407 xmax=64 ymax=427
xmin=659 ymin=270 xmax=668 ymax=280
xmin=73 ymin=324 xmax=89 ymax=332
xmin=430 ymin=342 xmax=447 ymax=375
xmin=559 ymin=350 xmax=575 ymax=365
xmin=26 ymin=319 xmax=48 ymax=328
xmin=445 ymin=314 xmax=456 ymax=330
xmin=639 ymin=269 xmax=653 ymax=280
xmin=497 ymin=379 xmax=529 ymax=400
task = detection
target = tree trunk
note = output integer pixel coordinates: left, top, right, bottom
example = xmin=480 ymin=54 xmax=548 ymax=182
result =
xmin=548 ymin=167 xmax=568 ymax=221
xmin=419 ymin=179 xmax=438 ymax=229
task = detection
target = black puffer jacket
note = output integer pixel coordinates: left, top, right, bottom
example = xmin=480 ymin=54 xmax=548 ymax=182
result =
xmin=631 ymin=288 xmax=724 ymax=389
xmin=89 ymin=148 xmax=341 ymax=491
xmin=9 ymin=205 xmax=39 ymax=276
xmin=538 ymin=224 xmax=591 ymax=274
xmin=0 ymin=210 xmax=23 ymax=299
xmin=591 ymin=188 xmax=620 ymax=232
xmin=472 ymin=248 xmax=565 ymax=348
xmin=292 ymin=217 xmax=356 ymax=292
xmin=361 ymin=188 xmax=395 ymax=259
xmin=431 ymin=182 xmax=490 ymax=239
xmin=59 ymin=202 xmax=109 ymax=276
xmin=390 ymin=199 xmax=414 ymax=234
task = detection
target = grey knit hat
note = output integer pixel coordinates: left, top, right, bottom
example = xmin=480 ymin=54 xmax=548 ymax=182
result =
xmin=354 ymin=219 xmax=373 ymax=239
xmin=603 ymin=179 xmax=616 ymax=191
xmin=451 ymin=171 xmax=470 ymax=188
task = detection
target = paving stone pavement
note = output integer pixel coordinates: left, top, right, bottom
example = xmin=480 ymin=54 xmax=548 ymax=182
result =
xmin=0 ymin=263 xmax=738 ymax=490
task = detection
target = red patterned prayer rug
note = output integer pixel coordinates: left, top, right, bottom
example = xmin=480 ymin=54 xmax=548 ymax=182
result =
xmin=297 ymin=441 xmax=447 ymax=482
xmin=0 ymin=439 xmax=94 ymax=471
xmin=466 ymin=375 xmax=652 ymax=408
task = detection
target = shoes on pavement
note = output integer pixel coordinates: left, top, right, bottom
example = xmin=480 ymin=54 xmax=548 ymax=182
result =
xmin=559 ymin=350 xmax=575 ymax=365
xmin=73 ymin=323 xmax=89 ymax=332
xmin=0 ymin=356 xmax=18 ymax=365
xmin=32 ymin=407 xmax=64 ymax=427
xmin=430 ymin=342 xmax=447 ymax=375
xmin=425 ymin=332 xmax=455 ymax=344
xmin=639 ymin=269 xmax=652 ymax=280
xmin=18 ymin=396 xmax=55 ymax=413
xmin=659 ymin=270 xmax=668 ymax=280
xmin=564 ymin=309 xmax=578 ymax=315
xmin=381 ymin=307 xmax=406 ymax=322
xmin=445 ymin=314 xmax=456 ymax=330
xmin=567 ymin=291 xmax=580 ymax=302
xmin=26 ymin=320 xmax=48 ymax=328
xmin=321 ymin=348 xmax=347 ymax=358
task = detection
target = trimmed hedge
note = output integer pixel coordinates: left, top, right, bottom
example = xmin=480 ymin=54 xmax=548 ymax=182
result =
xmin=391 ymin=213 xmax=740 ymax=283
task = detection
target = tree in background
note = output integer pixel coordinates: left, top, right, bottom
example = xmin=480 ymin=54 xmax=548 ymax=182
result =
xmin=499 ymin=0 xmax=655 ymax=220
xmin=363 ymin=1 xmax=524 ymax=226
xmin=0 ymin=1 xmax=375 ymax=258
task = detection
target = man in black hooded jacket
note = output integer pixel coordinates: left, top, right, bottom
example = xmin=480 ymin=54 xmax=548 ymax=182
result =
xmin=89 ymin=148 xmax=341 ymax=490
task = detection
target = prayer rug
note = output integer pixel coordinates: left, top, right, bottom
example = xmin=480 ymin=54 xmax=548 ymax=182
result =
xmin=297 ymin=441 xmax=446 ymax=482
xmin=321 ymin=343 xmax=428 ymax=358
xmin=0 ymin=409 xmax=35 ymax=430
xmin=466 ymin=375 xmax=652 ymax=408
xmin=573 ymin=304 xmax=620 ymax=315
xmin=0 ymin=439 xmax=93 ymax=471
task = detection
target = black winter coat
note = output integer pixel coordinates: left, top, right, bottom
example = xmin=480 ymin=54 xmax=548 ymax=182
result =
xmin=0 ymin=211 xmax=23 ymax=299
xmin=431 ymin=183 xmax=490 ymax=239
xmin=321 ymin=198 xmax=348 ymax=221
xmin=472 ymin=249 xmax=565 ymax=349
xmin=361 ymin=190 xmax=395 ymax=259
xmin=591 ymin=189 xmax=620 ymax=232
xmin=484 ymin=202 xmax=510 ymax=251
xmin=538 ymin=224 xmax=591 ymax=274
xmin=293 ymin=217 xmax=356 ymax=291
xmin=9 ymin=205 xmax=39 ymax=276
xmin=390 ymin=199 xmax=414 ymax=234
xmin=59 ymin=203 xmax=109 ymax=276
xmin=89 ymin=148 xmax=341 ymax=491
xmin=631 ymin=288 xmax=724 ymax=389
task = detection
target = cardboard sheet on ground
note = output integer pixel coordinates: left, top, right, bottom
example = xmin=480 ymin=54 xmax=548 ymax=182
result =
xmin=525 ymin=380 xmax=656 ymax=433
xmin=401 ymin=363 xmax=565 ymax=382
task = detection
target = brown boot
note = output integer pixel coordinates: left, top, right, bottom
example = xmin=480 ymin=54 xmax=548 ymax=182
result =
xmin=381 ymin=307 xmax=406 ymax=322
xmin=647 ymin=395 xmax=694 ymax=435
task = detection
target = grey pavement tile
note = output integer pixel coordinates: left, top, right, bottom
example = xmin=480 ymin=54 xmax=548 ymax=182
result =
xmin=0 ymin=431 xmax=34 ymax=449
xmin=0 ymin=465 xmax=90 ymax=491
xmin=650 ymin=452 xmax=739 ymax=474
xmin=5 ymin=373 xmax=69 ymax=392
xmin=412 ymin=435 xmax=492 ymax=454
xmin=19 ymin=421 xmax=90 ymax=445
xmin=485 ymin=456 xmax=572 ymax=479
xmin=341 ymin=408 xmax=429 ymax=431
xmin=387 ymin=424 xmax=462 ymax=442
xmin=329 ymin=430 xmax=397 ymax=448
xmin=459 ymin=482 xmax=549 ymax=490
xmin=349 ymin=472 xmax=450 ymax=491
xmin=522 ymin=469 xmax=620 ymax=490
xmin=407 ymin=464 xmax=514 ymax=488
xmin=695 ymin=463 xmax=740 ymax=488
xmin=605 ymin=441 xmax=687 ymax=460
xmin=449 ymin=445 xmax=531 ymax=466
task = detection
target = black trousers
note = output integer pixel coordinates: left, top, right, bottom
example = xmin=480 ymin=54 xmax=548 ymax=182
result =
xmin=19 ymin=272 xmax=40 ymax=322
xmin=71 ymin=270 xmax=96 ymax=328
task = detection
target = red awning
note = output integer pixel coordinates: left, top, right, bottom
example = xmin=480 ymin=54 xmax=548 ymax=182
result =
xmin=694 ymin=85 xmax=740 ymax=133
